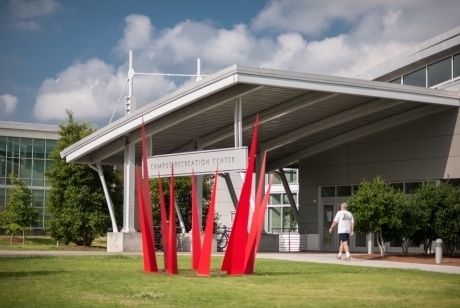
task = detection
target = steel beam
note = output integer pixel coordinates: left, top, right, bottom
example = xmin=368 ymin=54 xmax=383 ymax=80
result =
xmin=129 ymin=84 xmax=262 ymax=146
xmin=261 ymin=99 xmax=403 ymax=152
xmin=90 ymin=137 xmax=127 ymax=164
xmin=219 ymin=173 xmax=238 ymax=209
xmin=267 ymin=104 xmax=453 ymax=171
xmin=198 ymin=91 xmax=338 ymax=149
xmin=275 ymin=169 xmax=300 ymax=227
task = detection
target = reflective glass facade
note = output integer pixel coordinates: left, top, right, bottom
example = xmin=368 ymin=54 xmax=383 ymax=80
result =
xmin=393 ymin=52 xmax=460 ymax=88
xmin=0 ymin=136 xmax=57 ymax=228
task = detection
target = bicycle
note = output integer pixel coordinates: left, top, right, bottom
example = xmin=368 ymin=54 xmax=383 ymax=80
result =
xmin=153 ymin=226 xmax=182 ymax=251
xmin=217 ymin=225 xmax=230 ymax=252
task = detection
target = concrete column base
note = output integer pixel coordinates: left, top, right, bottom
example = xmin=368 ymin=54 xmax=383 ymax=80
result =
xmin=185 ymin=232 xmax=217 ymax=252
xmin=107 ymin=232 xmax=141 ymax=252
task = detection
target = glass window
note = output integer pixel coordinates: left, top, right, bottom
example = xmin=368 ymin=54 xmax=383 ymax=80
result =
xmin=321 ymin=186 xmax=335 ymax=197
xmin=428 ymin=57 xmax=451 ymax=87
xmin=6 ymin=157 xmax=19 ymax=179
xmin=32 ymin=159 xmax=45 ymax=181
xmin=272 ymin=173 xmax=282 ymax=185
xmin=390 ymin=183 xmax=404 ymax=191
xmin=0 ymin=136 xmax=6 ymax=157
xmin=33 ymin=139 xmax=46 ymax=159
xmin=46 ymin=140 xmax=57 ymax=159
xmin=19 ymin=158 xmax=33 ymax=179
xmin=7 ymin=137 xmax=20 ymax=157
xmin=32 ymin=190 xmax=45 ymax=207
xmin=454 ymin=53 xmax=460 ymax=79
xmin=403 ymin=68 xmax=426 ymax=87
xmin=283 ymin=207 xmax=296 ymax=230
xmin=20 ymin=138 xmax=33 ymax=159
xmin=284 ymin=170 xmax=297 ymax=184
xmin=390 ymin=77 xmax=401 ymax=84
xmin=32 ymin=207 xmax=44 ymax=228
xmin=283 ymin=193 xmax=297 ymax=204
xmin=0 ymin=188 xmax=6 ymax=209
xmin=269 ymin=194 xmax=282 ymax=205
xmin=0 ymin=157 xmax=6 ymax=178
xmin=337 ymin=186 xmax=352 ymax=197
xmin=405 ymin=182 xmax=422 ymax=194
xmin=268 ymin=207 xmax=282 ymax=232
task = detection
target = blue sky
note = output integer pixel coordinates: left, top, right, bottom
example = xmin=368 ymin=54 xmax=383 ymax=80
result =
xmin=1 ymin=0 xmax=459 ymax=128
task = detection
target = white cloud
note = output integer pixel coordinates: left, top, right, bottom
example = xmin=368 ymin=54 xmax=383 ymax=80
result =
xmin=0 ymin=94 xmax=19 ymax=118
xmin=34 ymin=58 xmax=176 ymax=122
xmin=8 ymin=0 xmax=60 ymax=19
xmin=11 ymin=20 xmax=42 ymax=31
xmin=252 ymin=0 xmax=460 ymax=43
xmin=33 ymin=2 xmax=460 ymax=123
xmin=115 ymin=15 xmax=154 ymax=55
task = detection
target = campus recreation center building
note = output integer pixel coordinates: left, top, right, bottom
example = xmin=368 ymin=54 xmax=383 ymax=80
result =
xmin=0 ymin=122 xmax=59 ymax=233
xmin=6 ymin=26 xmax=460 ymax=252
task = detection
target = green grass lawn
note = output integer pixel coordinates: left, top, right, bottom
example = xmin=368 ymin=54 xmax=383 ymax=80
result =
xmin=0 ymin=236 xmax=107 ymax=251
xmin=0 ymin=255 xmax=459 ymax=308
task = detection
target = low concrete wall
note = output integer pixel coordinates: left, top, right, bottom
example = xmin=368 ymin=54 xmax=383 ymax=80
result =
xmin=181 ymin=233 xmax=217 ymax=252
xmin=107 ymin=232 xmax=141 ymax=252
xmin=259 ymin=234 xmax=279 ymax=252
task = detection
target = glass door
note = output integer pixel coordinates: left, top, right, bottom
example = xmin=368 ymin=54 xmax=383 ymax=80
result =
xmin=321 ymin=198 xmax=337 ymax=251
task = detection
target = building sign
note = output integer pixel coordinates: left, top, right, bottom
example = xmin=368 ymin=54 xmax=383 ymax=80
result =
xmin=147 ymin=147 xmax=248 ymax=177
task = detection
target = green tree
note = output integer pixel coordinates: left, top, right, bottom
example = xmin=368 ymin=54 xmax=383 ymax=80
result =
xmin=149 ymin=175 xmax=213 ymax=231
xmin=46 ymin=110 xmax=123 ymax=246
xmin=347 ymin=176 xmax=407 ymax=256
xmin=0 ymin=173 xmax=39 ymax=245
xmin=410 ymin=180 xmax=460 ymax=255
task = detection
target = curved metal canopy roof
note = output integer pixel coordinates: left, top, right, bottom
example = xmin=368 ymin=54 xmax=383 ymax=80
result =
xmin=61 ymin=65 xmax=459 ymax=172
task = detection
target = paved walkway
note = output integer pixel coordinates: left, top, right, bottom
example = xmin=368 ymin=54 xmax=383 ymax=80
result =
xmin=1 ymin=250 xmax=459 ymax=275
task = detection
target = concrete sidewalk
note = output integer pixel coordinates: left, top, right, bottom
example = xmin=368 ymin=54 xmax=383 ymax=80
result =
xmin=1 ymin=250 xmax=459 ymax=275
xmin=255 ymin=252 xmax=460 ymax=275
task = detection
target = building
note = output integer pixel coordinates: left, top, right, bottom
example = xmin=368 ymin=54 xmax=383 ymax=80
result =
xmin=55 ymin=26 xmax=460 ymax=253
xmin=0 ymin=122 xmax=59 ymax=233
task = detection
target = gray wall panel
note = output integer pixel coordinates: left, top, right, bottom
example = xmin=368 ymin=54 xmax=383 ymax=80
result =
xmin=301 ymin=165 xmax=349 ymax=186
xmin=301 ymin=145 xmax=348 ymax=167
xmin=434 ymin=110 xmax=460 ymax=136
xmin=349 ymin=138 xmax=433 ymax=164
xmin=349 ymin=159 xmax=433 ymax=183
xmin=433 ymin=157 xmax=460 ymax=179
xmin=350 ymin=116 xmax=433 ymax=144
xmin=433 ymin=135 xmax=460 ymax=157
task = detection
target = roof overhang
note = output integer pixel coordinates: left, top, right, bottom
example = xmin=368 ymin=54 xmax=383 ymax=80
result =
xmin=61 ymin=65 xmax=460 ymax=172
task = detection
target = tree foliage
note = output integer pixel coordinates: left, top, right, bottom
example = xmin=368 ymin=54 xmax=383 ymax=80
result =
xmin=347 ymin=176 xmax=407 ymax=256
xmin=0 ymin=173 xmax=39 ymax=245
xmin=411 ymin=180 xmax=460 ymax=255
xmin=149 ymin=175 xmax=213 ymax=232
xmin=46 ymin=110 xmax=123 ymax=246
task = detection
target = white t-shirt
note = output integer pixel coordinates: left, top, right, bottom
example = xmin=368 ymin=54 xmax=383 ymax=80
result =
xmin=333 ymin=210 xmax=354 ymax=234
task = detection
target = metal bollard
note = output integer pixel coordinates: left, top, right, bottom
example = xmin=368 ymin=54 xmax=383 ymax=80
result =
xmin=435 ymin=238 xmax=443 ymax=264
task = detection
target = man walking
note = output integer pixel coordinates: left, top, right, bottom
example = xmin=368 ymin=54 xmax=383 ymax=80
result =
xmin=329 ymin=202 xmax=354 ymax=261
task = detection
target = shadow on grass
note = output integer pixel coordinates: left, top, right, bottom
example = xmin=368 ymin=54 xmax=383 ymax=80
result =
xmin=27 ymin=237 xmax=56 ymax=245
xmin=0 ymin=270 xmax=67 ymax=279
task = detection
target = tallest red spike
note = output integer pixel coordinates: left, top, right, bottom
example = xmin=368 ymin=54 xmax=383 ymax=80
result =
xmin=191 ymin=171 xmax=202 ymax=270
xmin=167 ymin=166 xmax=178 ymax=274
xmin=138 ymin=118 xmax=158 ymax=272
xmin=222 ymin=114 xmax=259 ymax=275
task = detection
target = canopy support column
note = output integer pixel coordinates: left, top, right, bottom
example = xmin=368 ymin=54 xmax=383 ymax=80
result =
xmin=275 ymin=168 xmax=300 ymax=228
xmin=88 ymin=164 xmax=119 ymax=233
xmin=122 ymin=143 xmax=136 ymax=232
xmin=234 ymin=97 xmax=242 ymax=148
xmin=219 ymin=173 xmax=238 ymax=209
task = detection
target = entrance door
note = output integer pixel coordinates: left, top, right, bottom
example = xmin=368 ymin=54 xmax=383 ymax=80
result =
xmin=321 ymin=198 xmax=338 ymax=251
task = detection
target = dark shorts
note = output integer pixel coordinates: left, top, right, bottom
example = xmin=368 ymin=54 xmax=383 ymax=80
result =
xmin=338 ymin=233 xmax=350 ymax=242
